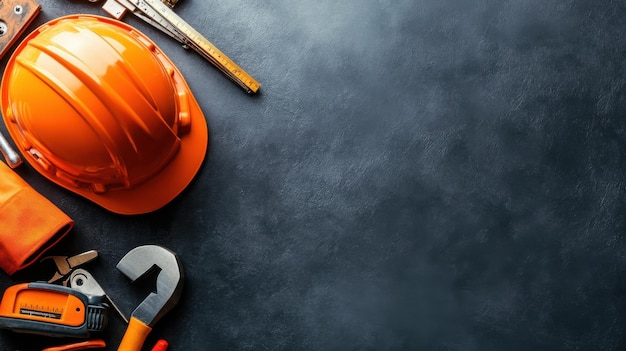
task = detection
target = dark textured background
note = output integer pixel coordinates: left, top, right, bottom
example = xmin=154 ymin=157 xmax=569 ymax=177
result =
xmin=1 ymin=0 xmax=626 ymax=350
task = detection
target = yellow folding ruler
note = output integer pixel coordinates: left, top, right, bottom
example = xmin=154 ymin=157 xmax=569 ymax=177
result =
xmin=101 ymin=0 xmax=260 ymax=94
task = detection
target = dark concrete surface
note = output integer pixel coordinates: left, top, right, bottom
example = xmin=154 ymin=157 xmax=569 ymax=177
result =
xmin=1 ymin=0 xmax=626 ymax=350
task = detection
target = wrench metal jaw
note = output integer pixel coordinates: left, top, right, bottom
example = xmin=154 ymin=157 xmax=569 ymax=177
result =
xmin=116 ymin=245 xmax=184 ymax=327
xmin=115 ymin=245 xmax=184 ymax=351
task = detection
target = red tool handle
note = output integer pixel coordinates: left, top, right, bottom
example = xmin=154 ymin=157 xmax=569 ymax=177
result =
xmin=151 ymin=340 xmax=169 ymax=351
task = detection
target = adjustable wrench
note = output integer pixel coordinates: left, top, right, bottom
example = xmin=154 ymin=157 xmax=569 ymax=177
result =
xmin=115 ymin=245 xmax=183 ymax=351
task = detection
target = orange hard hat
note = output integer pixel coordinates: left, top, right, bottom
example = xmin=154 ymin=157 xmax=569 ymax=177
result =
xmin=1 ymin=15 xmax=208 ymax=215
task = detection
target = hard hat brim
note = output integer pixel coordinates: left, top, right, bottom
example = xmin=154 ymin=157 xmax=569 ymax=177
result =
xmin=75 ymin=106 xmax=208 ymax=215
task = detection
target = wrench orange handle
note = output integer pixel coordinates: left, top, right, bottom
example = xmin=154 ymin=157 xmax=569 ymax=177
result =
xmin=117 ymin=317 xmax=152 ymax=351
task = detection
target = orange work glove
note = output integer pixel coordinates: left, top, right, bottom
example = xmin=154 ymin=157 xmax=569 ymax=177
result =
xmin=0 ymin=161 xmax=73 ymax=275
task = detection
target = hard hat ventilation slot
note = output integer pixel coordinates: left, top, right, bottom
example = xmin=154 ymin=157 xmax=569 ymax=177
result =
xmin=177 ymin=90 xmax=191 ymax=134
xmin=54 ymin=170 xmax=80 ymax=188
xmin=91 ymin=183 xmax=107 ymax=193
xmin=28 ymin=148 xmax=52 ymax=171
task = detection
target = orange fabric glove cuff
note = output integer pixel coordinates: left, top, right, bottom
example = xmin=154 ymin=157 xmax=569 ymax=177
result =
xmin=0 ymin=162 xmax=73 ymax=275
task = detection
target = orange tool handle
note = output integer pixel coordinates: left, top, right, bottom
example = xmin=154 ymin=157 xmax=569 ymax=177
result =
xmin=117 ymin=317 xmax=152 ymax=351
xmin=42 ymin=339 xmax=106 ymax=351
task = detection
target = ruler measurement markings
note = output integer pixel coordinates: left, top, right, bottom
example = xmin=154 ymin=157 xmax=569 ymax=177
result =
xmin=143 ymin=0 xmax=259 ymax=93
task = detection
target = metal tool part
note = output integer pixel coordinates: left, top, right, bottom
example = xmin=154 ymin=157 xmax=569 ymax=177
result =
xmin=69 ymin=269 xmax=129 ymax=324
xmin=99 ymin=0 xmax=260 ymax=93
xmin=0 ymin=130 xmax=21 ymax=168
xmin=0 ymin=0 xmax=40 ymax=59
xmin=115 ymin=245 xmax=184 ymax=351
xmin=42 ymin=250 xmax=99 ymax=284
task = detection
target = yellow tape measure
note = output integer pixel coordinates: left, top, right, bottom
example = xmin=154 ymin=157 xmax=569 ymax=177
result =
xmin=143 ymin=0 xmax=261 ymax=94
